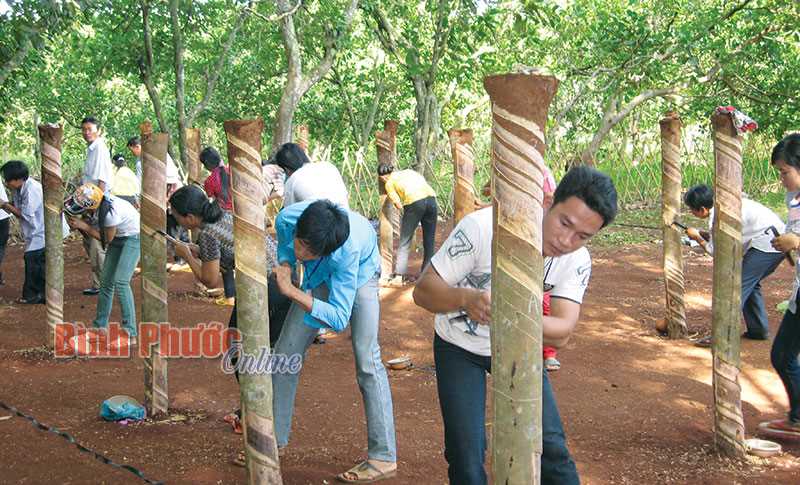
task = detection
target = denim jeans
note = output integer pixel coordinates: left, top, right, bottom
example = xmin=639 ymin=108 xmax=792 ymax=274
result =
xmin=741 ymin=248 xmax=784 ymax=338
xmin=222 ymin=267 xmax=236 ymax=298
xmin=433 ymin=334 xmax=579 ymax=485
xmin=395 ymin=196 xmax=437 ymax=276
xmin=93 ymin=236 xmax=140 ymax=336
xmin=272 ymin=274 xmax=397 ymax=461
xmin=771 ymin=308 xmax=800 ymax=423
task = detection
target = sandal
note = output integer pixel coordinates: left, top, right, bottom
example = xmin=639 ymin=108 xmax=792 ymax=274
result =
xmin=764 ymin=419 xmax=800 ymax=434
xmin=337 ymin=460 xmax=397 ymax=483
xmin=232 ymin=447 xmax=286 ymax=467
xmin=222 ymin=412 xmax=243 ymax=434
xmin=544 ymin=357 xmax=561 ymax=372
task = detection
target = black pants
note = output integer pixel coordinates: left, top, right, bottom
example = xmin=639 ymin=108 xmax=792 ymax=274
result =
xmin=222 ymin=267 xmax=236 ymax=298
xmin=0 ymin=218 xmax=9 ymax=279
xmin=23 ymin=248 xmax=45 ymax=301
xmin=228 ymin=273 xmax=292 ymax=382
xmin=396 ymin=196 xmax=438 ymax=275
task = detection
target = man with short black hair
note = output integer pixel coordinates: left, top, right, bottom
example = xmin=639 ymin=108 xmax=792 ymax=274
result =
xmin=413 ymin=165 xmax=618 ymax=485
xmin=127 ymin=136 xmax=143 ymax=182
xmin=271 ymin=199 xmax=397 ymax=482
xmin=79 ymin=116 xmax=113 ymax=295
xmin=684 ymin=183 xmax=786 ymax=340
xmin=273 ymin=142 xmax=349 ymax=208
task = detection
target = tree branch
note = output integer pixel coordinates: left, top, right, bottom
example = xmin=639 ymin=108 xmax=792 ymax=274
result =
xmin=139 ymin=0 xmax=170 ymax=135
xmin=301 ymin=0 xmax=359 ymax=93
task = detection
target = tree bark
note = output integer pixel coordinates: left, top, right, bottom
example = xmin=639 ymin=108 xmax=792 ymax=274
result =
xmin=39 ymin=123 xmax=64 ymax=349
xmin=294 ymin=125 xmax=309 ymax=154
xmin=184 ymin=128 xmax=202 ymax=186
xmin=485 ymin=72 xmax=559 ymax=484
xmin=659 ymin=113 xmax=688 ymax=339
xmin=224 ymin=119 xmax=283 ymax=483
xmin=448 ymin=128 xmax=476 ymax=225
xmin=139 ymin=1 xmax=172 ymax=141
xmin=710 ymin=112 xmax=746 ymax=458
xmin=376 ymin=121 xmax=397 ymax=279
xmin=139 ymin=121 xmax=170 ymax=416
xmin=272 ymin=0 xmax=359 ymax=151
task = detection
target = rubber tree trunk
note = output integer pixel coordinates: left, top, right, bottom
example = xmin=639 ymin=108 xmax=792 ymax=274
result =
xmin=224 ymin=119 xmax=283 ymax=484
xmin=485 ymin=72 xmax=559 ymax=484
xmin=659 ymin=113 xmax=688 ymax=339
xmin=40 ymin=123 xmax=63 ymax=349
xmin=710 ymin=112 xmax=747 ymax=458
xmin=185 ymin=128 xmax=202 ymax=187
xmin=376 ymin=120 xmax=399 ymax=278
xmin=139 ymin=121 xmax=170 ymax=416
xmin=294 ymin=124 xmax=309 ymax=154
xmin=448 ymin=128 xmax=476 ymax=225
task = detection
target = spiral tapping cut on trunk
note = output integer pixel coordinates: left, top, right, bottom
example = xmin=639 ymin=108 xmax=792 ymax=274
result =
xmin=660 ymin=114 xmax=687 ymax=339
xmin=485 ymin=72 xmax=559 ymax=485
xmin=139 ymin=121 xmax=169 ymax=416
xmin=224 ymin=119 xmax=283 ymax=484
xmin=710 ymin=112 xmax=746 ymax=458
xmin=40 ymin=124 xmax=64 ymax=348
xmin=449 ymin=129 xmax=477 ymax=225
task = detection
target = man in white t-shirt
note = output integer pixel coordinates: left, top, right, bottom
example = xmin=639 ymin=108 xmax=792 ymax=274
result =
xmin=684 ymin=184 xmax=786 ymax=340
xmin=413 ymin=166 xmax=618 ymax=485
xmin=79 ymin=116 xmax=114 ymax=295
xmin=273 ymin=142 xmax=349 ymax=208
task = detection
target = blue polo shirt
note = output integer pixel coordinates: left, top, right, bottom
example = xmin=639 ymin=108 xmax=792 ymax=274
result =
xmin=275 ymin=200 xmax=380 ymax=331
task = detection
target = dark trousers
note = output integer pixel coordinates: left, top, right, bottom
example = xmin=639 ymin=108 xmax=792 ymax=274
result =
xmin=222 ymin=267 xmax=236 ymax=299
xmin=395 ymin=196 xmax=438 ymax=276
xmin=228 ymin=273 xmax=292 ymax=382
xmin=742 ymin=248 xmax=784 ymax=338
xmin=23 ymin=248 xmax=45 ymax=301
xmin=433 ymin=334 xmax=579 ymax=485
xmin=771 ymin=307 xmax=800 ymax=423
xmin=0 ymin=218 xmax=9 ymax=279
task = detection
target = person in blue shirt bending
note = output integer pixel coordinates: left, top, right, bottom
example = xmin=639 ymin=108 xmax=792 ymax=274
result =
xmin=272 ymin=199 xmax=397 ymax=483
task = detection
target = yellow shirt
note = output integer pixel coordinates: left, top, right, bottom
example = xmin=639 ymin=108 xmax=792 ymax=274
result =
xmin=112 ymin=166 xmax=140 ymax=197
xmin=385 ymin=169 xmax=436 ymax=208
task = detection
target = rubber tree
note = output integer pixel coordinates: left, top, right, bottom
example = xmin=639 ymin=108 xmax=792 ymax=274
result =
xmin=448 ymin=128 xmax=476 ymax=225
xmin=485 ymin=72 xmax=559 ymax=483
xmin=224 ymin=118 xmax=283 ymax=483
xmin=376 ymin=119 xmax=398 ymax=279
xmin=39 ymin=123 xmax=64 ymax=349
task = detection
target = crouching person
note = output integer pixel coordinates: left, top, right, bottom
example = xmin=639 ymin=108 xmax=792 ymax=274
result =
xmin=413 ymin=166 xmax=618 ymax=485
xmin=271 ymin=199 xmax=397 ymax=482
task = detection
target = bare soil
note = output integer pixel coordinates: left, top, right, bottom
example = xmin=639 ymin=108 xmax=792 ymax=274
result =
xmin=1 ymin=235 xmax=799 ymax=484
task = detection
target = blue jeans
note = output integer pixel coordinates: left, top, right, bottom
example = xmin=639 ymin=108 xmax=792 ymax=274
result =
xmin=771 ymin=308 xmax=800 ymax=422
xmin=93 ymin=236 xmax=140 ymax=336
xmin=741 ymin=248 xmax=784 ymax=338
xmin=433 ymin=334 xmax=579 ymax=485
xmin=272 ymin=274 xmax=396 ymax=461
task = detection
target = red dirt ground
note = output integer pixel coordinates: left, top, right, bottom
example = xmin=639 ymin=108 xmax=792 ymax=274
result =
xmin=1 ymin=233 xmax=800 ymax=484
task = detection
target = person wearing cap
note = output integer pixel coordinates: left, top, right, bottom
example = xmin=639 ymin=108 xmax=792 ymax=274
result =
xmin=65 ymin=183 xmax=141 ymax=343
xmin=0 ymin=160 xmax=47 ymax=304
xmin=79 ymin=116 xmax=113 ymax=296
xmin=111 ymin=154 xmax=140 ymax=208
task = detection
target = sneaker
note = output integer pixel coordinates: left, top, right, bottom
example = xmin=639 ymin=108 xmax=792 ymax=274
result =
xmin=742 ymin=331 xmax=769 ymax=341
xmin=83 ymin=287 xmax=100 ymax=296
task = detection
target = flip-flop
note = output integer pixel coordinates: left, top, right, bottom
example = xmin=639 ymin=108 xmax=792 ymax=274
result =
xmin=336 ymin=460 xmax=397 ymax=483
xmin=759 ymin=419 xmax=800 ymax=440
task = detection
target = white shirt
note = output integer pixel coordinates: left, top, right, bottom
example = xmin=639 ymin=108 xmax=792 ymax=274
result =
xmin=83 ymin=138 xmax=114 ymax=194
xmin=707 ymin=198 xmax=784 ymax=254
xmin=103 ymin=196 xmax=140 ymax=237
xmin=283 ymin=162 xmax=349 ymax=208
xmin=430 ymin=207 xmax=592 ymax=357
xmin=784 ymin=192 xmax=800 ymax=312
xmin=0 ymin=185 xmax=9 ymax=220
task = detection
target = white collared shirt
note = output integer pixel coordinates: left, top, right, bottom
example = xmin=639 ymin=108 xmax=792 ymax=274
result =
xmin=83 ymin=138 xmax=114 ymax=194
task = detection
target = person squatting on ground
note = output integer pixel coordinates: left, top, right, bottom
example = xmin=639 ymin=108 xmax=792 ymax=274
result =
xmin=79 ymin=116 xmax=113 ymax=296
xmin=65 ymin=183 xmax=141 ymax=343
xmin=200 ymin=147 xmax=233 ymax=212
xmin=413 ymin=166 xmax=618 ymax=485
xmin=111 ymin=154 xmax=140 ymax=208
xmin=377 ymin=163 xmax=438 ymax=285
xmin=765 ymin=133 xmax=800 ymax=435
xmin=684 ymin=184 xmax=786 ymax=341
xmin=0 ymin=161 xmax=48 ymax=304
xmin=270 ymin=199 xmax=397 ymax=483
xmin=166 ymin=185 xmax=290 ymax=441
